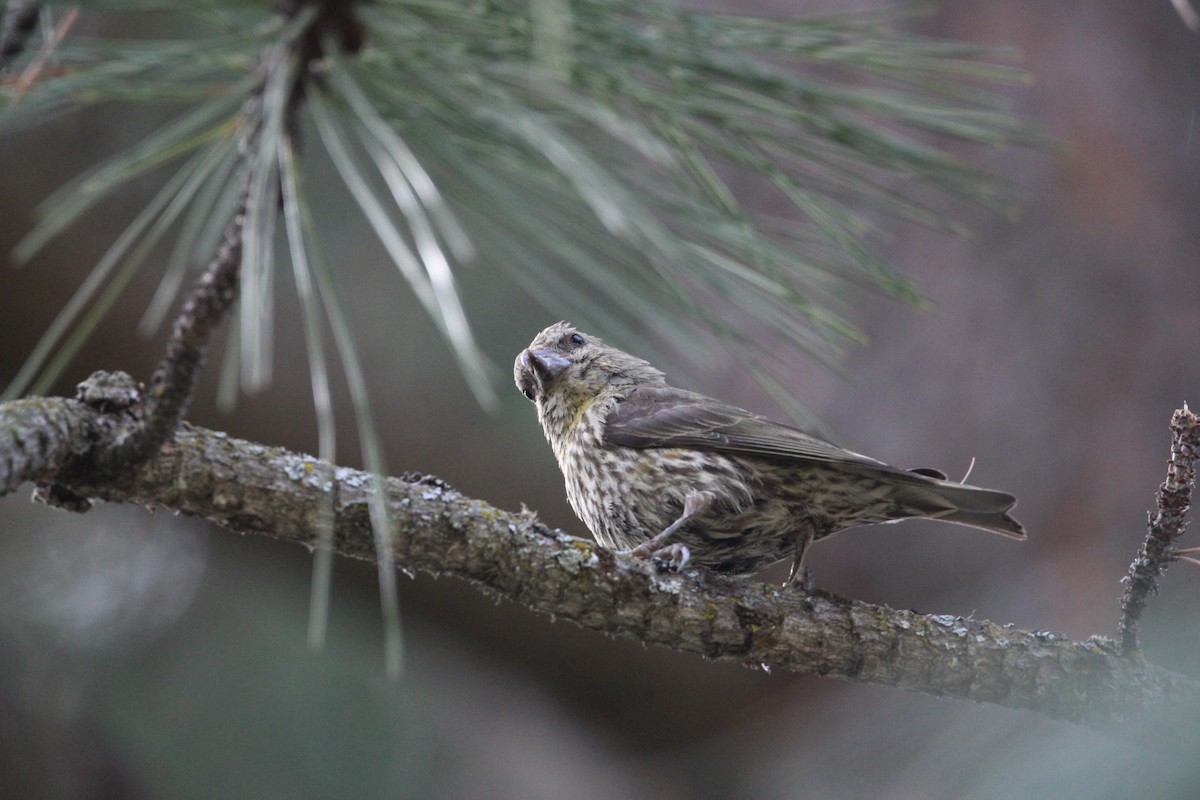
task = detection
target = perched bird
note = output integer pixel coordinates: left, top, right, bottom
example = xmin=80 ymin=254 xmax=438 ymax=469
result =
xmin=515 ymin=322 xmax=1025 ymax=583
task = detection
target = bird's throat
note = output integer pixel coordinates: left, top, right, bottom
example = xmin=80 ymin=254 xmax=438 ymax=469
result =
xmin=568 ymin=395 xmax=598 ymax=436
xmin=541 ymin=393 xmax=601 ymax=461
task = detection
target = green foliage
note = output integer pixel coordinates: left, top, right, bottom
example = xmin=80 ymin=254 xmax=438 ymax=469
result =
xmin=1 ymin=0 xmax=1036 ymax=410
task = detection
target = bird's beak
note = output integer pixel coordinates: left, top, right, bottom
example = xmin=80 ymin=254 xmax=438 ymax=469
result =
xmin=522 ymin=348 xmax=570 ymax=396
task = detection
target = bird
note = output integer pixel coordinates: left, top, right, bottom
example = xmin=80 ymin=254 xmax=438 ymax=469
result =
xmin=514 ymin=321 xmax=1025 ymax=583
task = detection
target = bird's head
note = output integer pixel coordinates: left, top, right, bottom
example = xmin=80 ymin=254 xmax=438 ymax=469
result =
xmin=515 ymin=322 xmax=665 ymax=440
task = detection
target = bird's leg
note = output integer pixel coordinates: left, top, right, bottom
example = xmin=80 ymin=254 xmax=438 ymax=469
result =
xmin=783 ymin=521 xmax=816 ymax=589
xmin=627 ymin=491 xmax=713 ymax=573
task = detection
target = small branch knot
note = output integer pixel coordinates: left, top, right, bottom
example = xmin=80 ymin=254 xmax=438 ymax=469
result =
xmin=76 ymin=371 xmax=143 ymax=415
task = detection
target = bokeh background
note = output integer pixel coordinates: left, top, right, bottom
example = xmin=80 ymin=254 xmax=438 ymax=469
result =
xmin=3 ymin=1 xmax=1200 ymax=797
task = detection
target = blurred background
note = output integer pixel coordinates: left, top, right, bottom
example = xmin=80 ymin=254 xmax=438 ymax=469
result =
xmin=3 ymin=1 xmax=1200 ymax=797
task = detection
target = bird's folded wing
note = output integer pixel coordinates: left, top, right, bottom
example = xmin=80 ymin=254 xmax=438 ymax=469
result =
xmin=603 ymin=386 xmax=886 ymax=468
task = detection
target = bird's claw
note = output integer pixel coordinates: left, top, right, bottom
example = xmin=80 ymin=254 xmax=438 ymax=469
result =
xmin=644 ymin=543 xmax=691 ymax=573
xmin=783 ymin=564 xmax=815 ymax=592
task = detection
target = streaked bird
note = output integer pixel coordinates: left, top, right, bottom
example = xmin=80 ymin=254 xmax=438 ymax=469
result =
xmin=515 ymin=322 xmax=1025 ymax=583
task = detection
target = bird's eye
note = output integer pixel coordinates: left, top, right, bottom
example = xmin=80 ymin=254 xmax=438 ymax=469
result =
xmin=569 ymin=333 xmax=585 ymax=347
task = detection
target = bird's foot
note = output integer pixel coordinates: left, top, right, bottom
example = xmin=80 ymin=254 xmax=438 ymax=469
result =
xmin=629 ymin=542 xmax=692 ymax=573
xmin=782 ymin=522 xmax=816 ymax=590
xmin=652 ymin=543 xmax=691 ymax=573
xmin=782 ymin=564 xmax=815 ymax=592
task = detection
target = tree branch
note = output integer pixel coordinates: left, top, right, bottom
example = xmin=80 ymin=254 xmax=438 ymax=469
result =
xmin=1119 ymin=404 xmax=1200 ymax=653
xmin=2 ymin=391 xmax=1197 ymax=730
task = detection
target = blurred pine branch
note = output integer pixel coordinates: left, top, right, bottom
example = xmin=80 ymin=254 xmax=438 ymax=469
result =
xmin=0 ymin=0 xmax=1039 ymax=412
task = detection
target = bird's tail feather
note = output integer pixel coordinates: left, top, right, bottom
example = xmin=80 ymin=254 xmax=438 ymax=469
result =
xmin=919 ymin=479 xmax=1026 ymax=539
xmin=935 ymin=507 xmax=1026 ymax=539
xmin=869 ymin=466 xmax=1027 ymax=539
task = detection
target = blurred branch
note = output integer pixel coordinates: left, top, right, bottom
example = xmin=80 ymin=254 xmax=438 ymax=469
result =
xmin=0 ymin=1 xmax=40 ymax=72
xmin=1119 ymin=404 xmax=1200 ymax=654
xmin=3 ymin=388 xmax=1198 ymax=729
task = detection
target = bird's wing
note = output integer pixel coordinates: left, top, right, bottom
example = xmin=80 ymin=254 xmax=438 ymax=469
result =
xmin=604 ymin=386 xmax=1025 ymax=538
xmin=603 ymin=386 xmax=886 ymax=468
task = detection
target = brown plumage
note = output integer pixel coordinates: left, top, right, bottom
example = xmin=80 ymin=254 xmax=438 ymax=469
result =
xmin=515 ymin=322 xmax=1025 ymax=581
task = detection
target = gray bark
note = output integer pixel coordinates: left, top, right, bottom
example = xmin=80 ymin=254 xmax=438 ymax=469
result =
xmin=2 ymin=393 xmax=1197 ymax=730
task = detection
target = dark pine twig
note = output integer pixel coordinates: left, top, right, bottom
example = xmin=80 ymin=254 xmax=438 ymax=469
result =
xmin=1119 ymin=404 xmax=1200 ymax=654
xmin=40 ymin=200 xmax=248 ymax=500
xmin=0 ymin=1 xmax=39 ymax=71
xmin=34 ymin=187 xmax=250 ymax=500
xmin=71 ymin=0 xmax=369 ymax=480
xmin=104 ymin=195 xmax=249 ymax=469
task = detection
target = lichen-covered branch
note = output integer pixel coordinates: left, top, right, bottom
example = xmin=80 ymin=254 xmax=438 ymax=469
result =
xmin=1119 ymin=404 xmax=1200 ymax=654
xmin=2 ymin=393 xmax=1197 ymax=729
